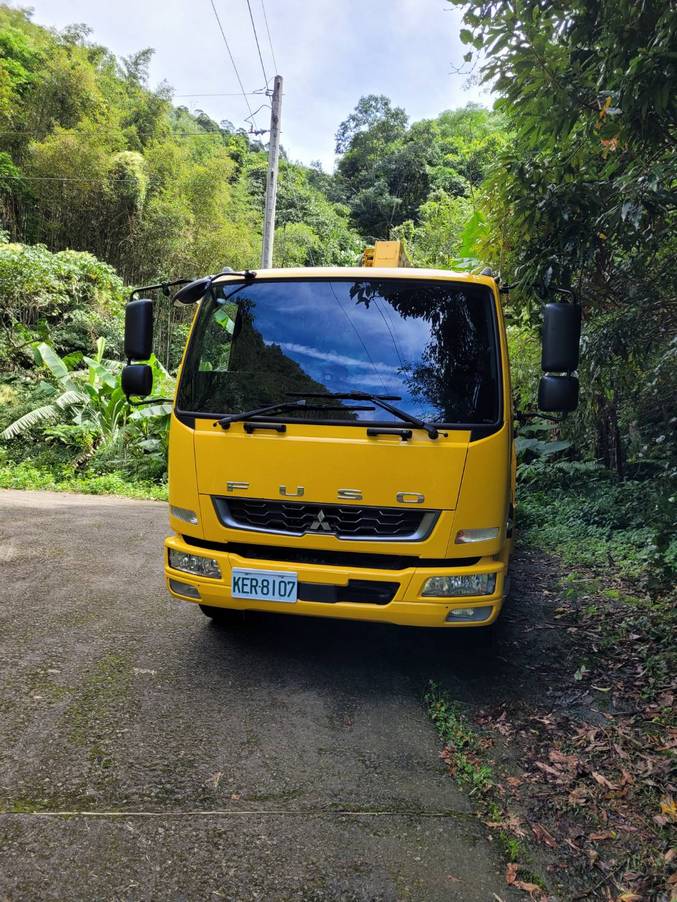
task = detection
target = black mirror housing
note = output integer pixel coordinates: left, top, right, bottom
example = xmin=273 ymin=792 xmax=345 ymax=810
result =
xmin=122 ymin=364 xmax=152 ymax=398
xmin=538 ymin=374 xmax=579 ymax=412
xmin=174 ymin=277 xmax=212 ymax=305
xmin=541 ymin=303 xmax=581 ymax=373
xmin=124 ymin=299 xmax=154 ymax=361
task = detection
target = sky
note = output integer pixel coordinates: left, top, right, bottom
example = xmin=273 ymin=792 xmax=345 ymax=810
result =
xmin=23 ymin=0 xmax=492 ymax=171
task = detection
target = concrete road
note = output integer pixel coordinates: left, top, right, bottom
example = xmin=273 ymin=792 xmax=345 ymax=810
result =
xmin=0 ymin=490 xmax=531 ymax=901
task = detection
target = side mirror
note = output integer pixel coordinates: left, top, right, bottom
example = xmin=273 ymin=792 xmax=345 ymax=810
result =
xmin=124 ymin=299 xmax=153 ymax=361
xmin=174 ymin=277 xmax=212 ymax=305
xmin=122 ymin=364 xmax=152 ymax=398
xmin=541 ymin=303 xmax=581 ymax=372
xmin=538 ymin=374 xmax=579 ymax=413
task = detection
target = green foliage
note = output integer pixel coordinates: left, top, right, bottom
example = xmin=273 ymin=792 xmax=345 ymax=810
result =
xmin=1 ymin=335 xmax=172 ymax=482
xmin=450 ymin=0 xmax=676 ymax=483
xmin=0 ymin=241 xmax=125 ymax=365
xmin=425 ymin=683 xmax=495 ymax=795
xmin=519 ymin=464 xmax=676 ymax=588
xmin=0 ymin=6 xmax=361 ymax=280
xmin=335 ymin=95 xmax=504 ymax=242
xmin=0 ymin=460 xmax=166 ymax=500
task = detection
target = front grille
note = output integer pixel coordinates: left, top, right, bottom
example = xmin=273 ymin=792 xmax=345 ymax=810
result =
xmin=213 ymin=497 xmax=438 ymax=542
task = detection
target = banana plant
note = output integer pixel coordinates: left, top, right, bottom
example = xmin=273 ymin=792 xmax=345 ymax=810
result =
xmin=1 ymin=339 xmax=173 ymax=442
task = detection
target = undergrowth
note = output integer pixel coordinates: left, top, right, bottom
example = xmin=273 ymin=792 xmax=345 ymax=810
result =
xmin=517 ymin=461 xmax=676 ymax=590
xmin=0 ymin=461 xmax=166 ymax=501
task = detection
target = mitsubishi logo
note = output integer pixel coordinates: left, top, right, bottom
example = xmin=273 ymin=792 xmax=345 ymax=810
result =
xmin=309 ymin=509 xmax=332 ymax=532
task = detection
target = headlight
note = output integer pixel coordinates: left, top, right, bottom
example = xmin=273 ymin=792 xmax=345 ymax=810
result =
xmin=422 ymin=573 xmax=496 ymax=597
xmin=455 ymin=528 xmax=499 ymax=544
xmin=168 ymin=549 xmax=221 ymax=579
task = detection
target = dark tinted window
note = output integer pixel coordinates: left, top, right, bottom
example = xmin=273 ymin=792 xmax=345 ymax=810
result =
xmin=177 ymin=278 xmax=500 ymax=425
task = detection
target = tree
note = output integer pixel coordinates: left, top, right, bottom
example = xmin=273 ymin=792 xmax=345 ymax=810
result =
xmin=450 ymin=0 xmax=676 ymax=477
xmin=335 ymin=95 xmax=407 ymax=154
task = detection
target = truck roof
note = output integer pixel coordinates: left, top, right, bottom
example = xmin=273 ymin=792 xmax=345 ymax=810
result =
xmin=212 ymin=266 xmax=497 ymax=289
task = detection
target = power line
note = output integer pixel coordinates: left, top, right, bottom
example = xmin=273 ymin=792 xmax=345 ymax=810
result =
xmin=244 ymin=0 xmax=269 ymax=87
xmin=174 ymin=91 xmax=263 ymax=97
xmin=0 ymin=174 xmax=139 ymax=183
xmin=0 ymin=129 xmax=252 ymax=140
xmin=328 ymin=282 xmax=389 ymax=395
xmin=260 ymin=0 xmax=278 ymax=74
xmin=374 ymin=298 xmax=406 ymax=370
xmin=208 ymin=0 xmax=258 ymax=130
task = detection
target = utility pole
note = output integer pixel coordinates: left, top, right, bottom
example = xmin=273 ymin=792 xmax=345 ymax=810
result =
xmin=261 ymin=74 xmax=283 ymax=269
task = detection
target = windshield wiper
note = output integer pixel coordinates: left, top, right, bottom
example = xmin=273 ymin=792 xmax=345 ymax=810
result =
xmin=215 ymin=399 xmax=374 ymax=429
xmin=286 ymin=391 xmax=440 ymax=439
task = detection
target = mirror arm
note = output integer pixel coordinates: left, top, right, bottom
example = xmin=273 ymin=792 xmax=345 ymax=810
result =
xmin=515 ymin=409 xmax=565 ymax=424
xmin=128 ymin=397 xmax=174 ymax=407
xmin=128 ymin=279 xmax=193 ymax=302
xmin=554 ymin=286 xmax=579 ymax=305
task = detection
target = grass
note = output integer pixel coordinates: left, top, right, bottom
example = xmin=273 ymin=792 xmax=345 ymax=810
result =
xmin=424 ymin=682 xmax=543 ymax=885
xmin=0 ymin=461 xmax=167 ymax=501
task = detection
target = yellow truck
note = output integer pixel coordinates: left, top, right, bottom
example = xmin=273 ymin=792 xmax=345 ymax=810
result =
xmin=122 ymin=244 xmax=580 ymax=628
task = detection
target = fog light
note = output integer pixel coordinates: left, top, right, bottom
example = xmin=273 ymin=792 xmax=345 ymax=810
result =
xmin=168 ymin=549 xmax=221 ymax=579
xmin=170 ymin=505 xmax=199 ymax=525
xmin=455 ymin=528 xmax=499 ymax=544
xmin=446 ymin=606 xmax=492 ymax=622
xmin=422 ymin=573 xmax=496 ymax=597
xmin=169 ymin=578 xmax=201 ymax=599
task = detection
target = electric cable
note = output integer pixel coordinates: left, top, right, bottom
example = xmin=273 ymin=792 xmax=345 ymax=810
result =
xmin=260 ymin=0 xmax=278 ymax=74
xmin=208 ymin=0 xmax=258 ymax=129
xmin=373 ymin=298 xmax=406 ymax=371
xmin=244 ymin=0 xmax=269 ymax=86
xmin=328 ymin=282 xmax=389 ymax=395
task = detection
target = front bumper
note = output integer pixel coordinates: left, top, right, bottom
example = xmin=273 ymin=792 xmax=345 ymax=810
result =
xmin=165 ymin=534 xmax=509 ymax=628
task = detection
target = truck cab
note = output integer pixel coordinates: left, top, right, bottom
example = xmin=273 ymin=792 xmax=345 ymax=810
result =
xmin=123 ymin=253 xmax=580 ymax=628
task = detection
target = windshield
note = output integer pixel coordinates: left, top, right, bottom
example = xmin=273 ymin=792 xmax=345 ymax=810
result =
xmin=177 ymin=278 xmax=501 ymax=426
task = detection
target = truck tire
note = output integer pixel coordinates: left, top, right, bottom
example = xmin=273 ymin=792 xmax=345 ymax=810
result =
xmin=199 ymin=605 xmax=246 ymax=627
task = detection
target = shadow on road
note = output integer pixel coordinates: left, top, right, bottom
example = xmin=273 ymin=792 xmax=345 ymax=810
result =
xmin=183 ymin=552 xmax=568 ymax=711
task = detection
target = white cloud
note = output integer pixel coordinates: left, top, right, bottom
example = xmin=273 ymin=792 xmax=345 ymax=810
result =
xmin=273 ymin=341 xmax=399 ymax=373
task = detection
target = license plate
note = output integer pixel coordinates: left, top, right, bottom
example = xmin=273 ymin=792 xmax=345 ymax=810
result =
xmin=231 ymin=568 xmax=298 ymax=603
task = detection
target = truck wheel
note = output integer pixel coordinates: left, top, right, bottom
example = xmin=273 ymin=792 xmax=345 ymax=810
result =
xmin=199 ymin=605 xmax=246 ymax=627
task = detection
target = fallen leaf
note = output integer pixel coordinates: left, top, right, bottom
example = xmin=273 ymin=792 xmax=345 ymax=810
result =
xmin=549 ymin=749 xmax=579 ymax=769
xmin=665 ymin=848 xmax=676 ymax=863
xmin=568 ymin=786 xmax=589 ymax=806
xmin=506 ymin=863 xmax=519 ymax=885
xmin=660 ymin=796 xmax=677 ymax=822
xmin=486 ymin=813 xmax=526 ymax=837
xmin=532 ymin=823 xmax=557 ymax=847
xmin=535 ymin=761 xmax=562 ymax=779
xmin=592 ymin=771 xmax=617 ymax=790
xmin=589 ymin=831 xmax=615 ymax=842
xmin=506 ymin=863 xmax=544 ymax=898
xmin=617 ymin=894 xmax=642 ymax=902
